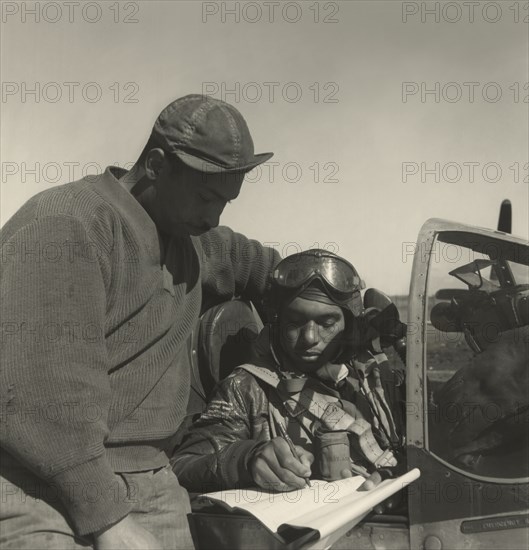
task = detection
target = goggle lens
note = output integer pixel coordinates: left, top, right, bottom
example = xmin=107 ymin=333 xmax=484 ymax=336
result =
xmin=273 ymin=252 xmax=364 ymax=294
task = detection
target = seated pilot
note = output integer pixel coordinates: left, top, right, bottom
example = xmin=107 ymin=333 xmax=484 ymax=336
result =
xmin=172 ymin=249 xmax=405 ymax=493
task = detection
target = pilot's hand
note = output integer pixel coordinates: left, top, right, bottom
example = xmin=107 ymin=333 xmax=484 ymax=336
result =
xmin=339 ymin=468 xmax=382 ymax=491
xmin=94 ymin=515 xmax=163 ymax=550
xmin=358 ymin=470 xmax=382 ymax=491
xmin=250 ymin=437 xmax=313 ymax=492
xmin=339 ymin=469 xmax=391 ymax=513
xmin=341 ymin=469 xmax=404 ymax=514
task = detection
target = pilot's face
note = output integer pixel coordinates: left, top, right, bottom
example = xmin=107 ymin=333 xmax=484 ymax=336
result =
xmin=279 ymin=297 xmax=346 ymax=372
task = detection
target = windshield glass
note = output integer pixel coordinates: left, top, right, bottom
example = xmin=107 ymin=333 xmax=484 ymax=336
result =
xmin=425 ymin=233 xmax=529 ymax=481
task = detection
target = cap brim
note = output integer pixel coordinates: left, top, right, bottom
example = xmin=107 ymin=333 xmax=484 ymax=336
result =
xmin=174 ymin=151 xmax=274 ymax=174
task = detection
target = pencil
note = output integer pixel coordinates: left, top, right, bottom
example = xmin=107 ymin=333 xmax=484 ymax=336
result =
xmin=277 ymin=422 xmax=312 ymax=488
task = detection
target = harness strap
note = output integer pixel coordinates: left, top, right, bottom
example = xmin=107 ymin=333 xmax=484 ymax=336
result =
xmin=239 ymin=363 xmax=281 ymax=387
xmin=238 ymin=364 xmax=396 ymax=467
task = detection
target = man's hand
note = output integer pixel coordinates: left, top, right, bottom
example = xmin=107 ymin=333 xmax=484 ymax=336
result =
xmin=250 ymin=437 xmax=313 ymax=491
xmin=357 ymin=471 xmax=382 ymax=491
xmin=94 ymin=515 xmax=162 ymax=550
xmin=339 ymin=469 xmax=400 ymax=514
xmin=339 ymin=468 xmax=382 ymax=491
xmin=340 ymin=468 xmax=388 ymax=512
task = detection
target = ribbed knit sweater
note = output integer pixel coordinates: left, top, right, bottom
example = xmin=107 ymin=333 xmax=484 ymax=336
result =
xmin=0 ymin=167 xmax=278 ymax=535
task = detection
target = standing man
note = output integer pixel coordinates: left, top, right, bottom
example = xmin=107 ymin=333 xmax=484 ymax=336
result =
xmin=0 ymin=95 xmax=279 ymax=549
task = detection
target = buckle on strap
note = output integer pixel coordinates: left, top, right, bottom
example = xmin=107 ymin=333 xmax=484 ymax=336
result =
xmin=282 ymin=397 xmax=308 ymax=418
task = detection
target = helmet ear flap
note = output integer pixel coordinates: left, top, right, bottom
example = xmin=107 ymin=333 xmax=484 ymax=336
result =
xmin=263 ymin=278 xmax=280 ymax=325
xmin=263 ymin=298 xmax=278 ymax=325
xmin=265 ymin=282 xmax=303 ymax=326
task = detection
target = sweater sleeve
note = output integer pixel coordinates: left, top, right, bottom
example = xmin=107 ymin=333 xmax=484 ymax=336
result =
xmin=172 ymin=372 xmax=266 ymax=492
xmin=0 ymin=214 xmax=132 ymax=535
xmin=198 ymin=226 xmax=281 ymax=314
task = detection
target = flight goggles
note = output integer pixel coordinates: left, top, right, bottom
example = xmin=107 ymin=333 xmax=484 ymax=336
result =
xmin=272 ymin=250 xmax=365 ymax=313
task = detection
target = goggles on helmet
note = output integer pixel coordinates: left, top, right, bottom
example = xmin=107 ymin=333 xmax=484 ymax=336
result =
xmin=271 ymin=250 xmax=365 ymax=316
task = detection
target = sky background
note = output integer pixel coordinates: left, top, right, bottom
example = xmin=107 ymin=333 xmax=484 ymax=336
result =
xmin=1 ymin=0 xmax=528 ymax=294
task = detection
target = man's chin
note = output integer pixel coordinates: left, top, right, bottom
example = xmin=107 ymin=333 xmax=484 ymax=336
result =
xmin=292 ymin=354 xmax=325 ymax=372
xmin=299 ymin=354 xmax=321 ymax=362
xmin=167 ymin=224 xmax=208 ymax=237
xmin=186 ymin=225 xmax=210 ymax=236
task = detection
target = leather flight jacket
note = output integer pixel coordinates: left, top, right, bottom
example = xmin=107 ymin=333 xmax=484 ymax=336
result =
xmin=172 ymin=326 xmax=406 ymax=492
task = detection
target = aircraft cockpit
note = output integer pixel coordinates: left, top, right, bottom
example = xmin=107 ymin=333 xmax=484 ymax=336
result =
xmin=425 ymin=233 xmax=529 ymax=480
xmin=407 ymin=220 xmax=529 ymax=550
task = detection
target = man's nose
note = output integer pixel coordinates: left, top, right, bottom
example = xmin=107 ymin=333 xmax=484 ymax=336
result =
xmin=301 ymin=321 xmax=319 ymax=347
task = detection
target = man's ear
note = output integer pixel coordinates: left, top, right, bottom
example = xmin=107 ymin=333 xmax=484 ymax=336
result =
xmin=144 ymin=148 xmax=166 ymax=181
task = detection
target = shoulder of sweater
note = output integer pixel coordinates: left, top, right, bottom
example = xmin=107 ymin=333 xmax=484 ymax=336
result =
xmin=35 ymin=177 xmax=118 ymax=221
xmin=195 ymin=226 xmax=279 ymax=262
xmin=1 ymin=177 xmax=123 ymax=240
